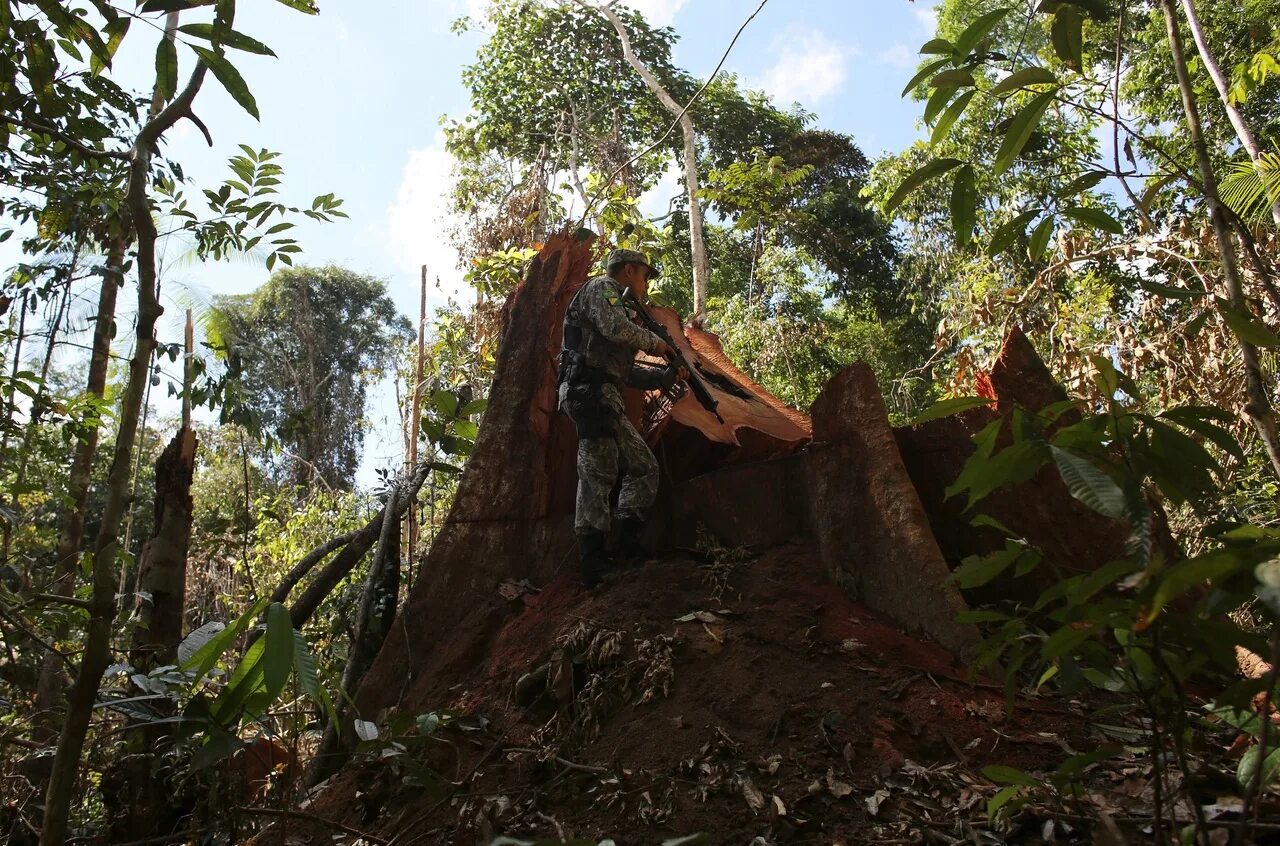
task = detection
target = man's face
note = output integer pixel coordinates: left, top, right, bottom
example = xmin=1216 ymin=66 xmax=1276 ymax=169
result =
xmin=618 ymin=262 xmax=651 ymax=297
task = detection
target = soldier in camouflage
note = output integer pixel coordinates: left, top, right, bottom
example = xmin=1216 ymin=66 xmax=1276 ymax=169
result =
xmin=558 ymin=249 xmax=684 ymax=588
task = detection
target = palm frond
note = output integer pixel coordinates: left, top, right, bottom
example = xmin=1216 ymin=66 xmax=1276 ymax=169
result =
xmin=1220 ymin=151 xmax=1280 ymax=227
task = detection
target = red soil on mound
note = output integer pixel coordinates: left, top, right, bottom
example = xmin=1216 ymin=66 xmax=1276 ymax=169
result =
xmin=279 ymin=542 xmax=1086 ymax=845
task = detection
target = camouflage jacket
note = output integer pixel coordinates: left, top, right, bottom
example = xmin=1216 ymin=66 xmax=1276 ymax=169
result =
xmin=560 ymin=276 xmax=670 ymax=414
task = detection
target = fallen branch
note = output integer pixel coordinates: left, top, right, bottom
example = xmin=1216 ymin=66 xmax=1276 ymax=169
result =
xmin=233 ymin=806 xmax=388 ymax=845
xmin=505 ymin=747 xmax=609 ymax=774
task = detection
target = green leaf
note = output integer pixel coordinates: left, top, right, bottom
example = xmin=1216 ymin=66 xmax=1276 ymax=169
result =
xmin=459 ymin=398 xmax=488 ymax=416
xmin=1051 ymin=5 xmax=1084 ymax=71
xmin=930 ymin=69 xmax=976 ymax=89
xmin=901 ymin=57 xmax=951 ymax=97
xmin=1042 ymin=623 xmax=1094 ymax=660
xmin=1160 ymin=407 xmax=1243 ymax=460
xmin=932 ymin=90 xmax=975 ymax=147
xmin=954 ymin=8 xmax=1011 ymax=58
xmin=179 ymin=23 xmax=277 ymax=56
xmin=1061 ymin=206 xmax=1123 ymax=235
xmin=1147 ymin=551 xmax=1253 ymax=624
xmin=886 ymin=158 xmax=964 ymax=214
xmin=947 ymin=440 xmax=1050 ymax=508
xmin=924 ymin=85 xmax=960 ymax=125
xmin=1216 ymin=298 xmax=1280 ymax=347
xmin=991 ymin=66 xmax=1058 ymax=96
xmin=93 ymin=18 xmax=130 ymax=74
xmin=192 ymin=45 xmax=260 ymax=119
xmin=181 ymin=597 xmax=269 ymax=685
xmin=1237 ymin=745 xmax=1280 ymax=792
xmin=155 ymin=36 xmax=178 ymax=102
xmin=994 ymin=92 xmax=1055 ymax=174
xmin=1138 ymin=278 xmax=1208 ymax=300
xmin=912 ymin=394 xmax=992 ymax=425
xmin=1028 ymin=215 xmax=1054 ymax=261
xmin=955 ymin=609 xmax=1011 ymax=623
xmin=430 ymin=389 xmax=459 ymax=417
xmin=950 ymin=543 xmax=1030 ymax=588
xmin=983 ymin=765 xmax=1040 ymax=787
xmin=920 ymin=38 xmax=956 ymax=55
xmin=1050 ymin=446 xmax=1125 ymax=519
xmin=987 ymin=785 xmax=1021 ymax=819
xmin=292 ymin=628 xmax=336 ymax=726
xmin=950 ymin=164 xmax=977 ymax=247
xmin=1054 ymin=170 xmax=1108 ymax=199
xmin=987 ymin=208 xmax=1042 ymax=256
xmin=262 ymin=602 xmax=293 ymax=700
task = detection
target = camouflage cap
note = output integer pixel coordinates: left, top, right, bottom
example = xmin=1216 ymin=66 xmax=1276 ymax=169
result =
xmin=605 ymin=248 xmax=661 ymax=279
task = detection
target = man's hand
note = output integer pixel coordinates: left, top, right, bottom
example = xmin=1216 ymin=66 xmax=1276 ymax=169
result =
xmin=675 ymin=366 xmax=689 ymax=383
xmin=652 ymin=339 xmax=676 ymax=360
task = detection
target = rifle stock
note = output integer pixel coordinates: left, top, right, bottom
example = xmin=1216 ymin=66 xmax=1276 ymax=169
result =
xmin=622 ymin=290 xmax=725 ymax=424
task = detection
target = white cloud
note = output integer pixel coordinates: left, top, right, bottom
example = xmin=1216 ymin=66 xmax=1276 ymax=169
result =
xmin=639 ymin=159 xmax=683 ymax=219
xmin=385 ymin=137 xmax=469 ymax=307
xmin=912 ymin=1 xmax=940 ymax=35
xmin=757 ymin=28 xmax=854 ymax=106
xmin=878 ymin=42 xmax=917 ymax=70
xmin=617 ymin=0 xmax=687 ymax=27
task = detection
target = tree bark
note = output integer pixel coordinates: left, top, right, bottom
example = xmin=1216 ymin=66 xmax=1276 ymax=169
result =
xmin=33 ymin=241 xmax=126 ymax=744
xmin=287 ymin=459 xmax=433 ymax=631
xmin=588 ymin=1 xmax=711 ymax=322
xmin=130 ymin=426 xmax=197 ymax=671
xmin=40 ymin=60 xmax=208 ymax=846
xmin=1160 ymin=0 xmax=1280 ymax=482
xmin=1180 ymin=0 xmax=1280 ymax=230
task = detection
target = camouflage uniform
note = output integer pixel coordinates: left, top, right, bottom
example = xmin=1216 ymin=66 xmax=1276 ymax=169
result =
xmin=559 ymin=272 xmax=672 ymax=535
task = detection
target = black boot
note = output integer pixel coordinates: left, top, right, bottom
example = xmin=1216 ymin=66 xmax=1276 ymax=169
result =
xmin=577 ymin=530 xmax=610 ymax=589
xmin=612 ymin=516 xmax=647 ymax=569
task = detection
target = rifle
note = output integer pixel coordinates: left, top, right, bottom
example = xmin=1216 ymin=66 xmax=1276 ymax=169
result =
xmin=622 ymin=289 xmax=725 ymax=424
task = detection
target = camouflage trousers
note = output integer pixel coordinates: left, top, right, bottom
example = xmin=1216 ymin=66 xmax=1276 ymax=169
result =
xmin=573 ymin=412 xmax=659 ymax=535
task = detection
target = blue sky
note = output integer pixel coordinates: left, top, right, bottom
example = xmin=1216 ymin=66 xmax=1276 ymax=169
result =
xmin=4 ymin=0 xmax=940 ymax=478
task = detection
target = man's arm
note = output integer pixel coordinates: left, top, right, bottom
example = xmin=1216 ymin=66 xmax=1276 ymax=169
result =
xmin=582 ymin=279 xmax=664 ymax=354
xmin=627 ymin=362 xmax=676 ymax=391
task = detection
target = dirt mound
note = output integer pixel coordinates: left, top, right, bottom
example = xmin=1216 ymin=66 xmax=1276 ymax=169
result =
xmin=274 ymin=542 xmax=1086 ymax=845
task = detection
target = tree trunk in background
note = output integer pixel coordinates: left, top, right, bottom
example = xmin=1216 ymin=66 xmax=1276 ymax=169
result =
xmin=40 ymin=57 xmax=208 ymax=846
xmin=130 ymin=427 xmax=197 ymax=670
xmin=589 ymin=1 xmax=711 ymax=322
xmin=1160 ymin=0 xmax=1280 ymax=482
xmin=309 ymin=486 xmax=403 ymax=785
xmin=33 ymin=240 xmax=125 ymax=744
xmin=1180 ymin=0 xmax=1280 ymax=230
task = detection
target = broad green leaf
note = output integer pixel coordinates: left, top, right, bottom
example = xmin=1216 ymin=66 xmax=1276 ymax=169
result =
xmin=987 ymin=785 xmax=1021 ymax=819
xmin=179 ymin=23 xmax=277 ymax=56
xmin=1028 ymin=215 xmax=1054 ymax=261
xmin=886 ymin=158 xmax=964 ymax=214
xmin=1237 ymin=744 xmax=1280 ymax=792
xmin=1051 ymin=5 xmax=1084 ymax=71
xmin=1138 ymin=278 xmax=1207 ymax=300
xmin=912 ymin=394 xmax=992 ymax=425
xmin=261 ymin=602 xmax=293 ymax=700
xmin=1042 ymin=623 xmax=1094 ymax=660
xmin=947 ymin=440 xmax=1049 ymax=508
xmin=932 ymin=90 xmax=975 ymax=147
xmin=987 ymin=208 xmax=1042 ymax=256
xmin=955 ymin=8 xmax=1011 ymax=57
xmin=1050 ymin=446 xmax=1125 ymax=518
xmin=955 ymin=609 xmax=1011 ymax=623
xmin=983 ymin=765 xmax=1040 ymax=787
xmin=1055 ymin=170 xmax=1108 ymax=199
xmin=92 ymin=18 xmax=130 ymax=75
xmin=991 ymin=66 xmax=1058 ymax=96
xmin=924 ymin=85 xmax=960 ymax=125
xmin=181 ymin=596 xmax=269 ymax=684
xmin=212 ymin=636 xmax=266 ymax=725
xmin=1160 ymin=407 xmax=1243 ymax=460
xmin=177 ymin=621 xmax=225 ymax=666
xmin=292 ymin=628 xmax=337 ymax=726
xmin=950 ymin=544 xmax=1028 ymax=588
xmin=1147 ymin=551 xmax=1253 ymax=623
xmin=430 ymin=389 xmax=459 ymax=417
xmin=901 ymin=57 xmax=951 ymax=97
xmin=1061 ymin=206 xmax=1123 ymax=234
xmin=192 ymin=45 xmax=260 ymax=119
xmin=155 ymin=36 xmax=178 ymax=102
xmin=273 ymin=0 xmax=320 ymax=13
xmin=920 ymin=37 xmax=955 ymax=55
xmin=460 ymin=398 xmax=488 ymax=416
xmin=950 ymin=164 xmax=977 ymax=246
xmin=994 ymin=92 xmax=1055 ymax=174
xmin=1216 ymin=298 xmax=1280 ymax=347
xmin=930 ymin=69 xmax=976 ymax=89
